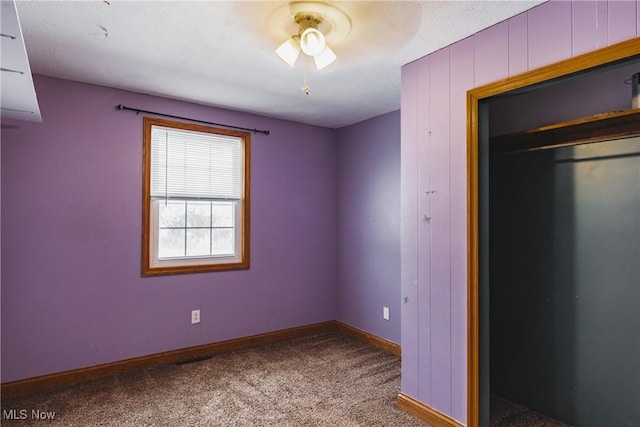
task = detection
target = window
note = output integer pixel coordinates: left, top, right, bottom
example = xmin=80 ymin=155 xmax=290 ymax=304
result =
xmin=142 ymin=117 xmax=250 ymax=276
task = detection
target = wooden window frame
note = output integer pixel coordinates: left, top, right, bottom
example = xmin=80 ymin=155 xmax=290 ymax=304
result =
xmin=141 ymin=117 xmax=250 ymax=276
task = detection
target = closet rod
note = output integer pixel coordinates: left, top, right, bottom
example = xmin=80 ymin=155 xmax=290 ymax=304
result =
xmin=491 ymin=133 xmax=638 ymax=155
xmin=115 ymin=104 xmax=270 ymax=135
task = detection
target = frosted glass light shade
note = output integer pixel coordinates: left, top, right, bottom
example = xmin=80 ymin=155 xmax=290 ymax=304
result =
xmin=276 ymin=38 xmax=301 ymax=67
xmin=300 ymin=28 xmax=325 ymax=56
xmin=313 ymin=46 xmax=337 ymax=70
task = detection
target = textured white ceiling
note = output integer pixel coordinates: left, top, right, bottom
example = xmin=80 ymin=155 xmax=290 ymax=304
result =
xmin=12 ymin=0 xmax=545 ymax=129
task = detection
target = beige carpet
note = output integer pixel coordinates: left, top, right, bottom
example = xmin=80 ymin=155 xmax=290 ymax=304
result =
xmin=491 ymin=395 xmax=573 ymax=427
xmin=1 ymin=332 xmax=429 ymax=426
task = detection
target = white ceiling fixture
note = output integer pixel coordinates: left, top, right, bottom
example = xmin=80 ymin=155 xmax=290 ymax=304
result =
xmin=275 ymin=2 xmax=351 ymax=72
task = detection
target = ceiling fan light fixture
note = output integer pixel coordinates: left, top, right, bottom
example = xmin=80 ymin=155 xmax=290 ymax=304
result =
xmin=275 ymin=37 xmax=301 ymax=67
xmin=299 ymin=27 xmax=325 ymax=56
xmin=313 ymin=45 xmax=336 ymax=70
xmin=275 ymin=3 xmax=350 ymax=71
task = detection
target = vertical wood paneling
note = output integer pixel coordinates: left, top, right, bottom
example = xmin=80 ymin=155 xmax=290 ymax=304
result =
xmin=400 ymin=1 xmax=640 ymax=425
xmin=449 ymin=36 xmax=475 ymax=426
xmin=400 ymin=62 xmax=420 ymax=398
xmin=528 ymin=0 xmax=572 ymax=69
xmin=608 ymin=0 xmax=638 ymax=44
xmin=572 ymin=1 xmax=598 ymax=55
xmin=416 ymin=56 xmax=432 ymax=404
xmin=428 ymin=47 xmax=452 ymax=415
xmin=508 ymin=13 xmax=528 ymax=76
xmin=474 ymin=21 xmax=509 ymax=86
xmin=597 ymin=0 xmax=609 ymax=47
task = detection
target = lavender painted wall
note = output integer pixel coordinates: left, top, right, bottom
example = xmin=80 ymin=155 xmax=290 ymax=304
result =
xmin=1 ymin=75 xmax=337 ymax=383
xmin=336 ymin=111 xmax=401 ymax=344
xmin=400 ymin=0 xmax=640 ymax=424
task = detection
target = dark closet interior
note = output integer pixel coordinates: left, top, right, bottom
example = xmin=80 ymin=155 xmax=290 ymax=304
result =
xmin=484 ymin=60 xmax=640 ymax=427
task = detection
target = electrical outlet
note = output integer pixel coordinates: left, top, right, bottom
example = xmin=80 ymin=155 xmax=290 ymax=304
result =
xmin=383 ymin=306 xmax=390 ymax=321
xmin=191 ymin=309 xmax=200 ymax=324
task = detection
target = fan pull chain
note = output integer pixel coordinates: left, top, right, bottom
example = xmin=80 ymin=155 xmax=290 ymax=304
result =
xmin=302 ymin=57 xmax=311 ymax=95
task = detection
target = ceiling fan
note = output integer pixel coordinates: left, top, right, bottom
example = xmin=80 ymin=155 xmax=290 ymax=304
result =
xmin=275 ymin=2 xmax=351 ymax=71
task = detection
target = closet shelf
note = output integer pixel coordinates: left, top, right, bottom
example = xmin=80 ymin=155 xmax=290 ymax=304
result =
xmin=490 ymin=109 xmax=640 ymax=153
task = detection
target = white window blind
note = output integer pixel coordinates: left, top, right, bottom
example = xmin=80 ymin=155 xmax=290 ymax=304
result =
xmin=151 ymin=126 xmax=242 ymax=200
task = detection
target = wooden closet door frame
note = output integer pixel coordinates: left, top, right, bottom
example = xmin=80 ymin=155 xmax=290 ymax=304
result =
xmin=466 ymin=38 xmax=640 ymax=427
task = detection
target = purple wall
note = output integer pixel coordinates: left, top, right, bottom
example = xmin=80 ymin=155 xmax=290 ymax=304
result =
xmin=400 ymin=0 xmax=640 ymax=424
xmin=336 ymin=111 xmax=401 ymax=344
xmin=1 ymin=75 xmax=338 ymax=383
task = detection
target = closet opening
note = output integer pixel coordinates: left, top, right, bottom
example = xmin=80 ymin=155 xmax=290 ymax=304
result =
xmin=468 ymin=39 xmax=640 ymax=427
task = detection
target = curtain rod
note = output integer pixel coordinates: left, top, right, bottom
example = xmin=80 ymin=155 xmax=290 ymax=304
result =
xmin=115 ymin=104 xmax=270 ymax=135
